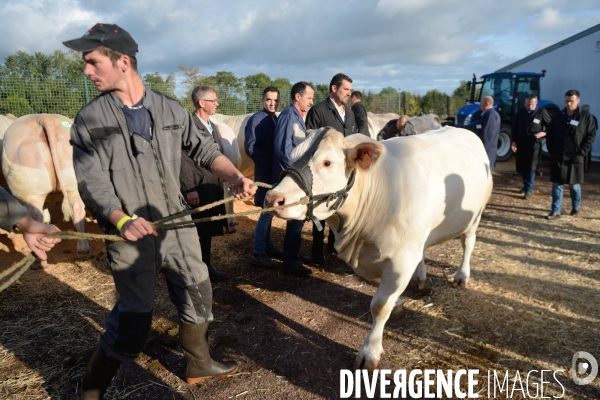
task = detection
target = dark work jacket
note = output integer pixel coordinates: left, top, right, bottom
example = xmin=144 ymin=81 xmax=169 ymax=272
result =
xmin=180 ymin=113 xmax=226 ymax=237
xmin=351 ymin=102 xmax=369 ymax=135
xmin=512 ymin=107 xmax=551 ymax=173
xmin=306 ymin=98 xmax=357 ymax=136
xmin=475 ymin=108 xmax=500 ymax=167
xmin=244 ymin=109 xmax=277 ymax=206
xmin=377 ymin=119 xmax=416 ymax=141
xmin=546 ymin=108 xmax=597 ymax=184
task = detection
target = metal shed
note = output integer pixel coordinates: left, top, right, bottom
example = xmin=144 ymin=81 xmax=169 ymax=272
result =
xmin=497 ymin=23 xmax=600 ymax=160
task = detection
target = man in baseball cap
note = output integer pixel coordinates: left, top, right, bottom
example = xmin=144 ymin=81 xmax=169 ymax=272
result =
xmin=63 ymin=23 xmax=138 ymax=56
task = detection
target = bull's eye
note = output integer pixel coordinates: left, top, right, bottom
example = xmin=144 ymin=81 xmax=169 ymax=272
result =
xmin=323 ymin=160 xmax=332 ymax=167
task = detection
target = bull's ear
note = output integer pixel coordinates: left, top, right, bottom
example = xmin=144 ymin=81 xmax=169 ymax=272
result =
xmin=346 ymin=142 xmax=383 ymax=169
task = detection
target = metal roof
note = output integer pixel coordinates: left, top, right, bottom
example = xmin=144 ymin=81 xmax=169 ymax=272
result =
xmin=496 ymin=23 xmax=600 ymax=72
xmin=483 ymin=72 xmax=544 ymax=78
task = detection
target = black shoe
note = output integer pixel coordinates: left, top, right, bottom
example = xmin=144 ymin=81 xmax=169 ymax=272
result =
xmin=518 ymin=186 xmax=526 ymax=194
xmin=326 ymin=244 xmax=338 ymax=255
xmin=570 ymin=208 xmax=579 ymax=217
xmin=546 ymin=212 xmax=561 ymax=220
xmin=524 ymin=192 xmax=532 ymax=200
xmin=536 ymin=170 xmax=543 ymax=176
xmin=251 ymin=253 xmax=278 ymax=269
xmin=311 ymin=254 xmax=326 ymax=266
xmin=265 ymin=247 xmax=284 ymax=260
xmin=298 ymin=254 xmax=311 ymax=264
xmin=207 ymin=264 xmax=227 ymax=280
xmin=282 ymin=260 xmax=312 ymax=276
xmin=78 ymin=347 xmax=122 ymax=399
xmin=513 ymin=172 xmax=522 ymax=177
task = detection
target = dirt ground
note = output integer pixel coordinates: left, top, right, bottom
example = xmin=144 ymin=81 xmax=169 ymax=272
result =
xmin=1 ymin=158 xmax=600 ymax=400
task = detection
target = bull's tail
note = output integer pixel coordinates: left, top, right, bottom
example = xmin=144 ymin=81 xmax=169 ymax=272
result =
xmin=39 ymin=114 xmax=73 ymax=222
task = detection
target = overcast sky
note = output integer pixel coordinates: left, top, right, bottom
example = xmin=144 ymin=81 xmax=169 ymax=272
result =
xmin=1 ymin=0 xmax=599 ymax=94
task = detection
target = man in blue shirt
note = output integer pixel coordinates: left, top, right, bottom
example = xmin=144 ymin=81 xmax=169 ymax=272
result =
xmin=245 ymin=87 xmax=284 ymax=268
xmin=272 ymin=81 xmax=314 ymax=276
xmin=476 ymin=95 xmax=500 ymax=168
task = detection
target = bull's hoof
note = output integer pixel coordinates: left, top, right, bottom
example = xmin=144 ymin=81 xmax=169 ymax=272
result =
xmin=353 ymin=354 xmax=379 ymax=372
xmin=390 ymin=303 xmax=404 ymax=320
xmin=77 ymin=250 xmax=92 ymax=259
xmin=226 ymin=225 xmax=237 ymax=234
xmin=31 ymin=260 xmax=48 ymax=270
xmin=416 ymin=278 xmax=426 ymax=290
xmin=454 ymin=274 xmax=469 ymax=288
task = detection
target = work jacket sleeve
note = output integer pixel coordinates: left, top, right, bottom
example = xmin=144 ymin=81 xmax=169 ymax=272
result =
xmin=179 ymin=151 xmax=203 ymax=193
xmin=0 ymin=187 xmax=28 ymax=232
xmin=353 ymin=104 xmax=369 ymax=135
xmin=70 ymin=115 xmax=124 ymax=222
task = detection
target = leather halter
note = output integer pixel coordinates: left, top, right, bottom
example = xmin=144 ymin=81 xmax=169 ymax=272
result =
xmin=279 ymin=127 xmax=356 ymax=232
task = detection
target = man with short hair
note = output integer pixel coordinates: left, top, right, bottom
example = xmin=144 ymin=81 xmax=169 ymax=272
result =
xmin=545 ymin=90 xmax=596 ymax=219
xmin=510 ymin=94 xmax=551 ymax=199
xmin=179 ymin=86 xmax=230 ymax=280
xmin=63 ymin=23 xmax=255 ymax=397
xmin=272 ymin=81 xmax=314 ymax=276
xmin=245 ymin=86 xmax=283 ymax=268
xmin=306 ymin=73 xmax=358 ymax=263
xmin=376 ymin=115 xmax=416 ymax=141
xmin=351 ymin=91 xmax=369 ymax=135
xmin=475 ymin=95 xmax=500 ymax=167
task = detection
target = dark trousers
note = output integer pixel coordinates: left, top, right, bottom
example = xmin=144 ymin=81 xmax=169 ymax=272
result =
xmin=312 ymin=220 xmax=335 ymax=257
xmin=283 ymin=220 xmax=304 ymax=264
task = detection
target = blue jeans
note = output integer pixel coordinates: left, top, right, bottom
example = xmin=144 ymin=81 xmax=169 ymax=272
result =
xmin=253 ymin=213 xmax=274 ymax=255
xmin=551 ymin=183 xmax=581 ymax=214
xmin=523 ymin=172 xmax=536 ymax=194
xmin=283 ymin=220 xmax=304 ymax=264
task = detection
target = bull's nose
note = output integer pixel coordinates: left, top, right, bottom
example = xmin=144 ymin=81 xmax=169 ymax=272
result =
xmin=265 ymin=191 xmax=285 ymax=208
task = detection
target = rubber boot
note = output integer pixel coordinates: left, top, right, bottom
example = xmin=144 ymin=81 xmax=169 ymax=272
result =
xmin=77 ymin=346 xmax=122 ymax=400
xmin=207 ymin=263 xmax=227 ymax=280
xmin=179 ymin=320 xmax=239 ymax=384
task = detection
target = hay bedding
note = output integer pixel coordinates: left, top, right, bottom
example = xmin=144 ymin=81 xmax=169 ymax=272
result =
xmin=1 ymin=159 xmax=599 ymax=399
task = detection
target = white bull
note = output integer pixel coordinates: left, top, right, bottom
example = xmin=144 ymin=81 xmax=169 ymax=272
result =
xmin=2 ymin=114 xmax=90 ymax=260
xmin=0 ymin=114 xmax=18 ymax=187
xmin=265 ymin=126 xmax=492 ymax=371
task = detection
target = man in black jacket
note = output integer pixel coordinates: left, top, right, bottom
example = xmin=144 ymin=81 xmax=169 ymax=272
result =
xmin=510 ymin=94 xmax=551 ymax=199
xmin=306 ymin=73 xmax=358 ymax=264
xmin=546 ymin=90 xmax=597 ymax=219
xmin=351 ymin=91 xmax=369 ymax=135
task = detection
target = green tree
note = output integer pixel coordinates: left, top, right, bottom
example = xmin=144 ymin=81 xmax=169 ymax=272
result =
xmin=143 ymin=72 xmax=176 ymax=97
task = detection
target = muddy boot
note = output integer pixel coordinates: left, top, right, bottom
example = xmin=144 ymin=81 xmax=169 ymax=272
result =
xmin=179 ymin=320 xmax=239 ymax=384
xmin=77 ymin=346 xmax=122 ymax=400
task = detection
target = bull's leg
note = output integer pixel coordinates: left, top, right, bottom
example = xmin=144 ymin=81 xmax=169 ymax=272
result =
xmin=454 ymin=225 xmax=478 ymax=288
xmin=354 ymin=253 xmax=418 ymax=372
xmin=23 ymin=194 xmax=49 ymax=269
xmin=70 ymin=194 xmax=90 ymax=256
xmin=411 ymin=255 xmax=427 ymax=290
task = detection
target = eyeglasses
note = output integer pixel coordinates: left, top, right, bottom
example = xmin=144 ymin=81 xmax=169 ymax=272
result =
xmin=203 ymin=99 xmax=219 ymax=104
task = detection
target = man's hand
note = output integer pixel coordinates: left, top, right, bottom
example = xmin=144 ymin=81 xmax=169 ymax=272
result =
xmin=230 ymin=177 xmax=257 ymax=200
xmin=15 ymin=215 xmax=61 ymax=261
xmin=120 ymin=217 xmax=158 ymax=241
xmin=186 ymin=191 xmax=200 ymax=207
xmin=534 ymin=132 xmax=546 ymax=139
xmin=511 ymin=142 xmax=517 ymax=153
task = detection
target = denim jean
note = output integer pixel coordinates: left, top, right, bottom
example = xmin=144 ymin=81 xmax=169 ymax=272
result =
xmin=522 ymin=172 xmax=536 ymax=194
xmin=283 ymin=220 xmax=304 ymax=264
xmin=253 ymin=213 xmax=274 ymax=255
xmin=551 ymin=182 xmax=581 ymax=214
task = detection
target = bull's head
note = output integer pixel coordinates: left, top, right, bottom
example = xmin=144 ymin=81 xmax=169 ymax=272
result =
xmin=265 ymin=127 xmax=384 ymax=228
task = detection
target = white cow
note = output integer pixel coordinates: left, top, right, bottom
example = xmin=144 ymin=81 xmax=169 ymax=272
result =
xmin=2 ymin=114 xmax=90 ymax=261
xmin=265 ymin=126 xmax=492 ymax=371
xmin=367 ymin=112 xmax=400 ymax=139
xmin=0 ymin=114 xmax=18 ymax=187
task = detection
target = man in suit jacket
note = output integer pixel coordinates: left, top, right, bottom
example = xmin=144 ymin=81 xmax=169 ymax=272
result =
xmin=180 ymin=86 xmax=229 ymax=279
xmin=475 ymin=95 xmax=500 ymax=168
xmin=305 ymin=73 xmax=358 ymax=264
xmin=351 ymin=91 xmax=369 ymax=135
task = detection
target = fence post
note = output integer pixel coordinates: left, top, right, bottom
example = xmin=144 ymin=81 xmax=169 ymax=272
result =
xmin=83 ymin=76 xmax=90 ymax=104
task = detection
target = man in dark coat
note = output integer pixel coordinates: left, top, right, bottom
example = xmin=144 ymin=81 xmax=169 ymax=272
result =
xmin=305 ymin=73 xmax=358 ymax=264
xmin=377 ymin=116 xmax=416 ymax=140
xmin=350 ymin=91 xmax=369 ymax=135
xmin=244 ymin=86 xmax=284 ymax=268
xmin=545 ymin=90 xmax=597 ymax=219
xmin=510 ymin=94 xmax=551 ymax=199
xmin=180 ymin=86 xmax=228 ymax=279
xmin=475 ymin=95 xmax=500 ymax=168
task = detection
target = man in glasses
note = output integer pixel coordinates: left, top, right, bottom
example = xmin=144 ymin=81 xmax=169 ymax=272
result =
xmin=63 ymin=23 xmax=255 ymax=397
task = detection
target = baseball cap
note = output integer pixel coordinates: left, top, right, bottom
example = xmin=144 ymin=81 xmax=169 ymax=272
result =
xmin=63 ymin=23 xmax=138 ymax=56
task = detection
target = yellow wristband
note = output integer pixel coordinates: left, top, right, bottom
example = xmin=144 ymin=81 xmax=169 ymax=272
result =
xmin=116 ymin=215 xmax=132 ymax=231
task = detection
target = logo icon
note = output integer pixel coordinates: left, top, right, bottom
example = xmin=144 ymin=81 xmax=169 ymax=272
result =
xmin=60 ymin=121 xmax=72 ymax=129
xmin=572 ymin=351 xmax=598 ymax=385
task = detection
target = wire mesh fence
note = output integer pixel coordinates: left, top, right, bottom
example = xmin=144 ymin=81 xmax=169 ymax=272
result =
xmin=0 ymin=76 xmax=412 ymax=119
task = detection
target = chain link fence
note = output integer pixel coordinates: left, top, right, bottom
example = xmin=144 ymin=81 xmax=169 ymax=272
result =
xmin=0 ymin=77 xmax=413 ymax=119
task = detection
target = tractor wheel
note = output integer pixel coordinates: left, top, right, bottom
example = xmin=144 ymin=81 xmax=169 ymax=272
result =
xmin=497 ymin=124 xmax=513 ymax=162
